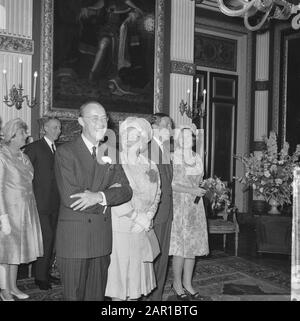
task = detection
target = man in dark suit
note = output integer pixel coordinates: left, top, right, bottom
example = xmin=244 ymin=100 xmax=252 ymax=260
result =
xmin=54 ymin=101 xmax=132 ymax=301
xmin=24 ymin=117 xmax=62 ymax=290
xmin=146 ymin=113 xmax=173 ymax=301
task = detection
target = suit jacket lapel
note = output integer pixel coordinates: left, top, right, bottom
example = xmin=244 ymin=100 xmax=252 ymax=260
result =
xmin=41 ymin=137 xmax=55 ymax=159
xmin=162 ymin=149 xmax=173 ymax=181
xmin=76 ymin=137 xmax=110 ymax=191
xmin=75 ymin=137 xmax=98 ymax=190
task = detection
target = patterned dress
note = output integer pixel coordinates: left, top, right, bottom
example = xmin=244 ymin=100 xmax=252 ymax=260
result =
xmin=0 ymin=146 xmax=43 ymax=264
xmin=105 ymin=153 xmax=161 ymax=300
xmin=169 ymin=149 xmax=209 ymax=259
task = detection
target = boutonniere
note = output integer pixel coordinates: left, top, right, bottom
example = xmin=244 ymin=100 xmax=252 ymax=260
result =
xmin=101 ymin=156 xmax=112 ymax=164
xmin=145 ymin=168 xmax=158 ymax=183
xmin=97 ymin=155 xmax=114 ymax=169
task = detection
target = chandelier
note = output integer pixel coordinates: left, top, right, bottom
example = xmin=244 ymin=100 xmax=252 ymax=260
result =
xmin=217 ymin=0 xmax=300 ymax=31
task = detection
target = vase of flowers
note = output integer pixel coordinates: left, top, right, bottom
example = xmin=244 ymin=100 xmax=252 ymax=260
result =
xmin=235 ymin=131 xmax=300 ymax=214
xmin=268 ymin=198 xmax=281 ymax=215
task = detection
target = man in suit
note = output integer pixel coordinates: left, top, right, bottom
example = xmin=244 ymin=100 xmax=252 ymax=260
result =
xmin=24 ymin=117 xmax=62 ymax=290
xmin=146 ymin=112 xmax=173 ymax=301
xmin=54 ymin=101 xmax=132 ymax=301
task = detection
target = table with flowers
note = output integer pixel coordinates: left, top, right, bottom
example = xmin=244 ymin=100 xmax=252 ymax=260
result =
xmin=235 ymin=131 xmax=298 ymax=256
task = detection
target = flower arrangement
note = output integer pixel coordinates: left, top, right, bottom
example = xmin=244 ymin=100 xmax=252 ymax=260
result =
xmin=201 ymin=176 xmax=231 ymax=210
xmin=235 ymin=131 xmax=300 ymax=206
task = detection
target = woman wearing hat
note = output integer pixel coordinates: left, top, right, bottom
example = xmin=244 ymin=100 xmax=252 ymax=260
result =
xmin=105 ymin=117 xmax=161 ymax=301
xmin=0 ymin=118 xmax=43 ymax=301
xmin=169 ymin=125 xmax=209 ymax=301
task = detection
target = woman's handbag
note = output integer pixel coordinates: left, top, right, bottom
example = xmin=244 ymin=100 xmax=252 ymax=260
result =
xmin=142 ymin=228 xmax=160 ymax=262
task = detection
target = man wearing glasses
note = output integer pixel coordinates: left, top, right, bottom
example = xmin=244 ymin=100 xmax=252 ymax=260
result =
xmin=54 ymin=101 xmax=132 ymax=301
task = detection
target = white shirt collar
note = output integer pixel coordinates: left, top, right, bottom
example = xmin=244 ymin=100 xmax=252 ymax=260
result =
xmin=44 ymin=136 xmax=55 ymax=151
xmin=81 ymin=134 xmax=98 ymax=155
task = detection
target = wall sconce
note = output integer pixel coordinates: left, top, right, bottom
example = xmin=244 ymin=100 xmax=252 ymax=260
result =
xmin=179 ymin=78 xmax=207 ymax=127
xmin=179 ymin=89 xmax=193 ymax=118
xmin=2 ymin=59 xmax=38 ymax=110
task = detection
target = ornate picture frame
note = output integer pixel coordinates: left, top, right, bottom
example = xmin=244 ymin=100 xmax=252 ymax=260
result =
xmin=280 ymin=29 xmax=300 ymax=152
xmin=40 ymin=0 xmax=165 ymax=122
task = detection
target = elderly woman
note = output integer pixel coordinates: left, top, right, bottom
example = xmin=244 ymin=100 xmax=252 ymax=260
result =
xmin=169 ymin=125 xmax=209 ymax=301
xmin=0 ymin=118 xmax=43 ymax=301
xmin=105 ymin=117 xmax=161 ymax=301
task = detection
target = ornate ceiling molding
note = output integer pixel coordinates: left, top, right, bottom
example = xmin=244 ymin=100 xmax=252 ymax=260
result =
xmin=195 ymin=0 xmax=220 ymax=12
xmin=255 ymin=81 xmax=270 ymax=91
xmin=170 ymin=60 xmax=196 ymax=76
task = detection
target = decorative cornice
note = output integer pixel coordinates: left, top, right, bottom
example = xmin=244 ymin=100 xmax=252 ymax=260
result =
xmin=170 ymin=60 xmax=196 ymax=75
xmin=254 ymin=81 xmax=270 ymax=91
xmin=196 ymin=0 xmax=219 ymax=12
xmin=0 ymin=35 xmax=34 ymax=55
xmin=194 ymin=32 xmax=237 ymax=71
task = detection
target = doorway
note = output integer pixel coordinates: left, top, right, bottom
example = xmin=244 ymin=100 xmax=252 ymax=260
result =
xmin=194 ymin=71 xmax=238 ymax=187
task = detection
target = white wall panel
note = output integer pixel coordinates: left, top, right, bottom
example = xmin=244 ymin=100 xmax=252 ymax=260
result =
xmin=170 ymin=0 xmax=195 ymax=62
xmin=0 ymin=0 xmax=32 ymax=38
xmin=255 ymin=32 xmax=269 ymax=81
xmin=254 ymin=91 xmax=268 ymax=141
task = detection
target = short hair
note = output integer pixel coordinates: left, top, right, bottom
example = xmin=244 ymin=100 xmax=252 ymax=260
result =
xmin=79 ymin=101 xmax=105 ymax=117
xmin=174 ymin=126 xmax=197 ymax=150
xmin=150 ymin=112 xmax=174 ymax=128
xmin=2 ymin=118 xmax=28 ymax=145
xmin=43 ymin=116 xmax=60 ymax=129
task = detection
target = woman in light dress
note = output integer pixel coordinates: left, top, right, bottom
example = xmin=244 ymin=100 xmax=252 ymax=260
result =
xmin=105 ymin=117 xmax=161 ymax=301
xmin=0 ymin=118 xmax=43 ymax=301
xmin=169 ymin=125 xmax=209 ymax=300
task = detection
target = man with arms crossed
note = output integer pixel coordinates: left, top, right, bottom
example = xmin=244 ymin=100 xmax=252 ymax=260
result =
xmin=55 ymin=101 xmax=132 ymax=301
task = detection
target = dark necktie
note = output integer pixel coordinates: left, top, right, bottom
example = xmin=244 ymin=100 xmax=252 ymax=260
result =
xmin=158 ymin=145 xmax=163 ymax=165
xmin=51 ymin=143 xmax=55 ymax=154
xmin=92 ymin=146 xmax=97 ymax=159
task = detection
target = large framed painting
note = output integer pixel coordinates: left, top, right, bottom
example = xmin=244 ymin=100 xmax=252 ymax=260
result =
xmin=40 ymin=0 xmax=165 ymax=120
